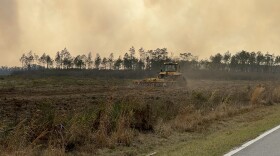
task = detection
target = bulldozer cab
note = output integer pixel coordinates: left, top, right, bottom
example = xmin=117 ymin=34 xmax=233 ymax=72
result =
xmin=159 ymin=62 xmax=182 ymax=79
xmin=162 ymin=63 xmax=179 ymax=72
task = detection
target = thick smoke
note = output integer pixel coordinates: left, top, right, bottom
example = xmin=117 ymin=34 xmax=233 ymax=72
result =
xmin=1 ymin=0 xmax=280 ymax=66
xmin=0 ymin=0 xmax=20 ymax=64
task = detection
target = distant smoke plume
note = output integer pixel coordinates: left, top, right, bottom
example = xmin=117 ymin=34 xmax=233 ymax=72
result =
xmin=0 ymin=0 xmax=19 ymax=63
xmin=1 ymin=0 xmax=280 ymax=66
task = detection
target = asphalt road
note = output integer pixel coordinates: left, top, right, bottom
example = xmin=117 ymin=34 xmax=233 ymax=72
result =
xmin=232 ymin=126 xmax=280 ymax=156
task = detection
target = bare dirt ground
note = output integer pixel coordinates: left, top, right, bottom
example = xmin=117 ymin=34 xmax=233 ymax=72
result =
xmin=0 ymin=77 xmax=280 ymax=155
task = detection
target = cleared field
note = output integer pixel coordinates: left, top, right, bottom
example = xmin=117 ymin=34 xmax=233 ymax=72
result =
xmin=0 ymin=76 xmax=280 ymax=155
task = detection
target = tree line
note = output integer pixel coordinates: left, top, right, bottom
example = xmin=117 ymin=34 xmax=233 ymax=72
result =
xmin=16 ymin=47 xmax=280 ymax=73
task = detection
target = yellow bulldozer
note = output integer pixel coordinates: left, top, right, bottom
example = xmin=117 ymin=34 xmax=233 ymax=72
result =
xmin=133 ymin=62 xmax=186 ymax=87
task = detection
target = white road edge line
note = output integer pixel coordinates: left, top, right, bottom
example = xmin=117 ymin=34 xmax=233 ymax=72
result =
xmin=224 ymin=125 xmax=280 ymax=156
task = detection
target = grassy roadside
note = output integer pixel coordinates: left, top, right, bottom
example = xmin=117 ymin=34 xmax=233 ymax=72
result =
xmin=155 ymin=104 xmax=280 ymax=156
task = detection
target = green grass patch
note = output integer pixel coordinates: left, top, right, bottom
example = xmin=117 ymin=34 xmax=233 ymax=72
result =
xmin=157 ymin=105 xmax=280 ymax=156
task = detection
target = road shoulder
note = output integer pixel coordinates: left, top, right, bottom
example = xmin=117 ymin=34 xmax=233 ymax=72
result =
xmin=154 ymin=105 xmax=280 ymax=156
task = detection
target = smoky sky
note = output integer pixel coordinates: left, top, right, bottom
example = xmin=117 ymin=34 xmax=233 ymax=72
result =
xmin=1 ymin=0 xmax=280 ymax=66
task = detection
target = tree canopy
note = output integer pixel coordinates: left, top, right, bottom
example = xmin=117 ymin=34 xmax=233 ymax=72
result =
xmin=17 ymin=47 xmax=280 ymax=73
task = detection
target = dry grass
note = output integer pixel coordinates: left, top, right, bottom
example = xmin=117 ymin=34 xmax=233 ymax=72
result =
xmin=112 ymin=114 xmax=134 ymax=146
xmin=1 ymin=77 xmax=280 ymax=155
xmin=251 ymin=85 xmax=266 ymax=105
xmin=155 ymin=119 xmax=172 ymax=138
xmin=272 ymin=87 xmax=280 ymax=103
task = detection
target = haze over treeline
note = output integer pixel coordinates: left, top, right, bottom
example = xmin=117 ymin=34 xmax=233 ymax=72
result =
xmin=1 ymin=0 xmax=280 ymax=66
xmin=16 ymin=47 xmax=280 ymax=74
